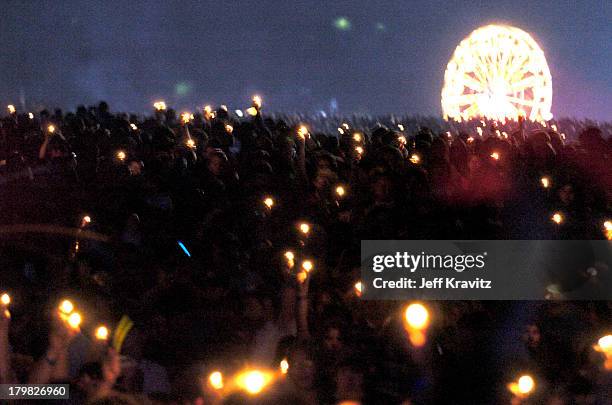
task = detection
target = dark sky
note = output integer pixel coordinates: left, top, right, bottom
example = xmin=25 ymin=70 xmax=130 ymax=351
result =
xmin=1 ymin=0 xmax=610 ymax=119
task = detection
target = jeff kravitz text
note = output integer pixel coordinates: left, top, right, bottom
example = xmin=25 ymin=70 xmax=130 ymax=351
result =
xmin=369 ymin=251 xmax=492 ymax=290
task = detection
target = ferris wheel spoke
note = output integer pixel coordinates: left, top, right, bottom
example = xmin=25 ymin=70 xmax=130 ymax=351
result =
xmin=454 ymin=93 xmax=480 ymax=105
xmin=510 ymin=76 xmax=538 ymax=92
xmin=462 ymin=75 xmax=485 ymax=92
xmin=506 ymin=96 xmax=535 ymax=107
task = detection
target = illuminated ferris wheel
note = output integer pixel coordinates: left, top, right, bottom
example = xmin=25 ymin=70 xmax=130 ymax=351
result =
xmin=441 ymin=24 xmax=553 ymax=122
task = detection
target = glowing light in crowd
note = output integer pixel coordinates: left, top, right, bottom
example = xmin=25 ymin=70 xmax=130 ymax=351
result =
xmin=342 ymin=123 xmax=350 ymax=130
xmin=177 ymin=241 xmax=191 ymax=257
xmin=299 ymin=222 xmax=310 ymax=235
xmin=252 ymin=95 xmax=262 ymax=109
xmin=405 ymin=303 xmax=429 ymax=330
xmin=225 ymin=124 xmax=234 ymax=133
xmin=442 ymin=25 xmax=553 ymax=121
xmin=95 ymin=326 xmax=109 ymax=340
xmin=67 ymin=312 xmax=82 ymax=330
xmin=246 ymin=107 xmax=258 ymax=116
xmin=337 ymin=127 xmax=345 ymax=135
xmin=81 ymin=215 xmax=92 ymax=227
xmin=220 ymin=105 xmax=228 ymax=112
xmin=353 ymin=133 xmax=362 ymax=142
xmin=130 ymin=123 xmax=138 ymax=130
xmin=490 ymin=152 xmax=500 ymax=161
xmin=280 ymin=358 xmax=289 ymax=374
xmin=467 ymin=136 xmax=475 ymax=143
xmin=181 ymin=112 xmax=194 ymax=124
xmin=284 ymin=251 xmax=295 ymax=262
xmin=476 ymin=127 xmax=483 ymax=136
xmin=302 ymin=260 xmax=313 ymax=273
xmin=409 ymin=154 xmax=420 ymax=164
xmin=541 ymin=176 xmax=551 ymax=188
xmin=508 ymin=374 xmax=536 ymax=397
xmin=153 ymin=101 xmax=167 ymax=111
xmin=208 ymin=371 xmax=224 ymax=390
xmin=235 ymin=370 xmax=273 ymax=395
xmin=397 ymin=124 xmax=405 ymax=131
xmin=398 ymin=135 xmax=407 ymax=145
xmin=235 ymin=109 xmax=244 ymax=117
xmin=7 ymin=105 xmax=15 ymax=114
xmin=47 ymin=124 xmax=56 ymax=134
xmin=297 ymin=125 xmax=309 ymax=139
xmin=0 ymin=293 xmax=10 ymax=306
xmin=297 ymin=271 xmax=308 ymax=284
xmin=594 ymin=334 xmax=612 ymax=370
xmin=602 ymin=220 xmax=612 ymax=240
xmin=335 ymin=185 xmax=346 ymax=197
xmin=355 ymin=146 xmax=364 ymax=155
xmin=28 ymin=112 xmax=34 ymax=119
xmin=595 ymin=335 xmax=612 ymax=353
xmin=263 ymin=197 xmax=274 ymax=209
xmin=551 ymin=212 xmax=563 ymax=225
xmin=354 ymin=281 xmax=363 ymax=297
xmin=59 ymin=300 xmax=74 ymax=315
xmin=116 ymin=151 xmax=126 ymax=161
xmin=186 ymin=139 xmax=196 ymax=149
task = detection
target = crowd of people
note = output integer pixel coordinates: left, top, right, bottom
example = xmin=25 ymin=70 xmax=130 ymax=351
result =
xmin=0 ymin=100 xmax=610 ymax=404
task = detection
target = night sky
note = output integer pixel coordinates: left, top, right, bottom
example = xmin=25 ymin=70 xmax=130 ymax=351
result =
xmin=1 ymin=0 xmax=610 ymax=119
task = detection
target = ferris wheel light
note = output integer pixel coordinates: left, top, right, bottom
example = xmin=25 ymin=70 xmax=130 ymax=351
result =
xmin=442 ymin=25 xmax=553 ymax=122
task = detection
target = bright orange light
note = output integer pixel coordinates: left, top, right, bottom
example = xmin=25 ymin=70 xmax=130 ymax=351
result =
xmin=181 ymin=112 xmax=194 ymax=124
xmin=153 ymin=101 xmax=167 ymax=111
xmin=442 ymin=25 xmax=553 ymax=121
xmin=263 ymin=197 xmax=274 ymax=209
xmin=297 ymin=271 xmax=308 ymax=284
xmin=595 ymin=335 xmax=612 ymax=353
xmin=603 ymin=221 xmax=612 ymax=240
xmin=409 ymin=154 xmax=420 ymax=164
xmin=297 ymin=125 xmax=309 ymax=139
xmin=116 ymin=151 xmax=126 ymax=161
xmin=246 ymin=107 xmax=258 ymax=116
xmin=302 ymin=260 xmax=313 ymax=273
xmin=299 ymin=223 xmax=310 ymax=235
xmin=354 ymin=281 xmax=362 ymax=297
xmin=490 ymin=152 xmax=500 ymax=160
xmin=517 ymin=375 xmax=535 ymax=394
xmin=541 ymin=177 xmax=551 ymax=188
xmin=280 ymin=358 xmax=289 ymax=374
xmin=59 ymin=300 xmax=74 ymax=315
xmin=252 ymin=95 xmax=262 ymax=109
xmin=67 ymin=312 xmax=82 ymax=330
xmin=335 ymin=186 xmax=346 ymax=197
xmin=398 ymin=135 xmax=407 ymax=145
xmin=551 ymin=212 xmax=563 ymax=225
xmin=404 ymin=303 xmax=429 ymax=330
xmin=353 ymin=133 xmax=362 ymax=142
xmin=235 ymin=370 xmax=273 ymax=395
xmin=208 ymin=371 xmax=224 ymax=390
xmin=355 ymin=146 xmax=364 ymax=155
xmin=186 ymin=139 xmax=196 ymax=149
xmin=82 ymin=215 xmax=92 ymax=226
xmin=225 ymin=124 xmax=234 ymax=133
xmin=47 ymin=124 xmax=56 ymax=134
xmin=284 ymin=251 xmax=295 ymax=262
xmin=467 ymin=136 xmax=475 ymax=144
xmin=95 ymin=326 xmax=109 ymax=340
xmin=0 ymin=293 xmax=10 ymax=306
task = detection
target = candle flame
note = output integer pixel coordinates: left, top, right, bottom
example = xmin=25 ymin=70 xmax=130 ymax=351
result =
xmin=95 ymin=326 xmax=109 ymax=340
xmin=209 ymin=371 xmax=224 ymax=390
xmin=0 ymin=293 xmax=10 ymax=306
